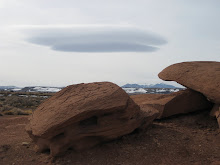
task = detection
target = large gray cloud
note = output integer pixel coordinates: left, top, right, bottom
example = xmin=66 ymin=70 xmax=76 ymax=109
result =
xmin=20 ymin=25 xmax=167 ymax=52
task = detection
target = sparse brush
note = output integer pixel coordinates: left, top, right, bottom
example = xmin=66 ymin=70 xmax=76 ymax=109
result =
xmin=0 ymin=91 xmax=51 ymax=115
xmin=0 ymin=105 xmax=13 ymax=112
xmin=3 ymin=108 xmax=32 ymax=115
xmin=18 ymin=110 xmax=32 ymax=115
xmin=3 ymin=110 xmax=17 ymax=115
xmin=4 ymin=96 xmax=41 ymax=108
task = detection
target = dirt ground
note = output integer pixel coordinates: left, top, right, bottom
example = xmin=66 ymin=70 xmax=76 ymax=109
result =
xmin=0 ymin=110 xmax=219 ymax=165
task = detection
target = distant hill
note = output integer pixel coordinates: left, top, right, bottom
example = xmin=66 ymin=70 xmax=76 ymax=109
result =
xmin=149 ymin=83 xmax=177 ymax=88
xmin=0 ymin=86 xmax=62 ymax=92
xmin=0 ymin=83 xmax=178 ymax=93
xmin=121 ymin=84 xmax=145 ymax=88
xmin=121 ymin=83 xmax=177 ymax=88
xmin=0 ymin=86 xmax=18 ymax=90
xmin=20 ymin=86 xmax=62 ymax=93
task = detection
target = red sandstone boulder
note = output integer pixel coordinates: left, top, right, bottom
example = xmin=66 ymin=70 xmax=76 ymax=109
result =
xmin=26 ymin=82 xmax=157 ymax=156
xmin=158 ymin=61 xmax=220 ymax=104
xmin=131 ymin=89 xmax=213 ymax=119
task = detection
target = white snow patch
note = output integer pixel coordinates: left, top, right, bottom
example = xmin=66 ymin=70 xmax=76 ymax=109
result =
xmin=122 ymin=88 xmax=146 ymax=94
xmin=19 ymin=95 xmax=28 ymax=97
xmin=155 ymin=89 xmax=166 ymax=93
xmin=32 ymin=87 xmax=61 ymax=92
xmin=169 ymin=89 xmax=180 ymax=92
xmin=12 ymin=88 xmax=21 ymax=91
xmin=135 ymin=88 xmax=147 ymax=93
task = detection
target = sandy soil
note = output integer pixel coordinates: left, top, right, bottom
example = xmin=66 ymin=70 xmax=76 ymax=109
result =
xmin=0 ymin=110 xmax=219 ymax=165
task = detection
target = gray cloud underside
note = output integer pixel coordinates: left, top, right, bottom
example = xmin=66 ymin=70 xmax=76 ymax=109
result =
xmin=51 ymin=43 xmax=158 ymax=52
xmin=23 ymin=26 xmax=167 ymax=53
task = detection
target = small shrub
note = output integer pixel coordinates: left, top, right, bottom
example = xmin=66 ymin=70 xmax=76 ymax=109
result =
xmin=17 ymin=110 xmax=32 ymax=115
xmin=3 ymin=110 xmax=16 ymax=115
xmin=1 ymin=105 xmax=13 ymax=112
xmin=3 ymin=108 xmax=32 ymax=115
xmin=0 ymin=98 xmax=5 ymax=101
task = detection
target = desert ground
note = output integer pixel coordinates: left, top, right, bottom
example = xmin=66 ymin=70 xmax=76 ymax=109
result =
xmin=0 ymin=109 xmax=219 ymax=165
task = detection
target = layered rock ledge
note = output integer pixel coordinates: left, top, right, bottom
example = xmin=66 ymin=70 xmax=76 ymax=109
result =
xmin=131 ymin=89 xmax=213 ymax=119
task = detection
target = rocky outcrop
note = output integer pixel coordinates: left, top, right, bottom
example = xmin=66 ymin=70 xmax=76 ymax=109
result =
xmin=158 ymin=61 xmax=220 ymax=104
xmin=131 ymin=89 xmax=213 ymax=119
xmin=26 ymin=82 xmax=157 ymax=156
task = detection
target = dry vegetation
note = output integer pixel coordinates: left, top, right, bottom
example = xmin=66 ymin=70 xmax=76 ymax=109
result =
xmin=0 ymin=91 xmax=53 ymax=116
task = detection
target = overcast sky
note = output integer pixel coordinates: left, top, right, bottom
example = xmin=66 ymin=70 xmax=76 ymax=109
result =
xmin=0 ymin=0 xmax=219 ymax=87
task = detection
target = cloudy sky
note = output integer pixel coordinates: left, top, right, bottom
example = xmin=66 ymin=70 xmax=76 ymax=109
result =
xmin=0 ymin=0 xmax=219 ymax=87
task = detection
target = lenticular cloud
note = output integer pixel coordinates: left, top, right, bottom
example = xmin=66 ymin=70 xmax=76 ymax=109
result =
xmin=19 ymin=25 xmax=167 ymax=53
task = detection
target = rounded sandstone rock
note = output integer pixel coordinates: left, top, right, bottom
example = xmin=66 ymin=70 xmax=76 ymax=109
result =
xmin=158 ymin=61 xmax=220 ymax=104
xmin=26 ymin=82 xmax=156 ymax=156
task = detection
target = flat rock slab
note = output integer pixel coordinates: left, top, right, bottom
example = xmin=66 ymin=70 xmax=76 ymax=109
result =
xmin=131 ymin=89 xmax=213 ymax=119
xmin=158 ymin=61 xmax=220 ymax=104
xmin=26 ymin=82 xmax=156 ymax=156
